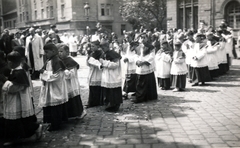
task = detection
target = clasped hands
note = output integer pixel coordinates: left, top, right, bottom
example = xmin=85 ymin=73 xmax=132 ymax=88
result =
xmin=99 ymin=58 xmax=105 ymax=69
xmin=136 ymin=60 xmax=150 ymax=67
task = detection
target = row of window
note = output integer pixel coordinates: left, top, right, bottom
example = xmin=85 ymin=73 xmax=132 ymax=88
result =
xmin=40 ymin=6 xmax=54 ymax=19
xmin=19 ymin=0 xmax=27 ymax=6
xmin=19 ymin=12 xmax=29 ymax=22
xmin=101 ymin=4 xmax=112 ymax=16
xmin=18 ymin=2 xmax=113 ymax=22
xmin=225 ymin=1 xmax=240 ymax=29
xmin=19 ymin=6 xmax=55 ymax=22
xmin=177 ymin=0 xmax=240 ymax=29
xmin=4 ymin=20 xmax=16 ymax=29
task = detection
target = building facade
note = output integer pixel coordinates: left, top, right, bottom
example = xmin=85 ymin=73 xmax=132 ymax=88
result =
xmin=167 ymin=0 xmax=240 ymax=36
xmin=1 ymin=0 xmax=17 ymax=31
xmin=9 ymin=0 xmax=131 ymax=37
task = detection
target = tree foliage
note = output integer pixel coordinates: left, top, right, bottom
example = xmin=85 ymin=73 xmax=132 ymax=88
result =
xmin=118 ymin=0 xmax=166 ymax=30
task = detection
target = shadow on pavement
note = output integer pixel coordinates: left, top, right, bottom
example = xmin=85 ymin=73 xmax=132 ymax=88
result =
xmin=4 ymin=94 xmax=202 ymax=148
xmin=210 ymin=83 xmax=240 ymax=87
xmin=186 ymin=87 xmax=219 ymax=92
xmin=8 ymin=60 xmax=240 ymax=148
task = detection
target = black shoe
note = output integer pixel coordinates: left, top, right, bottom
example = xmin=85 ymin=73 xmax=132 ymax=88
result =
xmin=122 ymin=94 xmax=128 ymax=100
xmin=105 ymin=105 xmax=120 ymax=112
xmin=199 ymin=82 xmax=206 ymax=86
xmin=85 ymin=104 xmax=98 ymax=108
xmin=47 ymin=125 xmax=60 ymax=131
xmin=131 ymin=99 xmax=144 ymax=104
xmin=85 ymin=105 xmax=90 ymax=108
xmin=131 ymin=93 xmax=136 ymax=96
xmin=179 ymin=88 xmax=185 ymax=91
xmin=161 ymin=87 xmax=165 ymax=90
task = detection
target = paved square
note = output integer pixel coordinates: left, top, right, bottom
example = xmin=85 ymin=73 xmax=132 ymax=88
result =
xmin=12 ymin=57 xmax=240 ymax=148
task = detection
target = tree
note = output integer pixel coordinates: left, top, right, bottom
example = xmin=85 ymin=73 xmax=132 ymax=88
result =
xmin=118 ymin=0 xmax=166 ymax=30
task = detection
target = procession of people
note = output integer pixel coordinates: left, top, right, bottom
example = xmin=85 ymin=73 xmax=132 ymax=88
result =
xmin=0 ymin=20 xmax=239 ymax=146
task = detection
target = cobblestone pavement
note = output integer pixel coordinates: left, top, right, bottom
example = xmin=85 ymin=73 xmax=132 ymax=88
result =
xmin=6 ymin=56 xmax=240 ymax=148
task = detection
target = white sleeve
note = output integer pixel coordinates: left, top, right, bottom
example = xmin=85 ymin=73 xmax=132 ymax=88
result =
xmin=2 ymin=81 xmax=25 ymax=93
xmin=40 ymin=70 xmax=62 ymax=82
xmin=102 ymin=60 xmax=119 ymax=69
xmin=88 ymin=57 xmax=102 ymax=69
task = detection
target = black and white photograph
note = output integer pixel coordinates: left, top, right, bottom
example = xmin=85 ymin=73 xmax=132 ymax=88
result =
xmin=0 ymin=0 xmax=240 ymax=147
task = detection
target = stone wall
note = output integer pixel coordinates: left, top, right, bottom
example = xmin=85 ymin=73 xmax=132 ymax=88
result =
xmin=167 ymin=0 xmax=240 ymax=31
xmin=166 ymin=0 xmax=177 ymax=29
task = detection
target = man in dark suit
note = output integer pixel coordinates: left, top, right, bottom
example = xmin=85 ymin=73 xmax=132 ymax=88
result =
xmin=11 ymin=31 xmax=24 ymax=48
xmin=0 ymin=30 xmax=12 ymax=58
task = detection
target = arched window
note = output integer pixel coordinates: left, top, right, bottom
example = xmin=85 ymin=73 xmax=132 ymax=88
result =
xmin=225 ymin=1 xmax=240 ymax=29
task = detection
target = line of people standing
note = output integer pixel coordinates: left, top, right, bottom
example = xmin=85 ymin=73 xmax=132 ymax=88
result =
xmin=0 ymin=20 xmax=236 ymax=146
xmin=86 ymin=22 xmax=235 ymax=112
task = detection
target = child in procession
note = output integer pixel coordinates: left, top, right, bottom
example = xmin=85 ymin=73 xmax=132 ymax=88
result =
xmin=2 ymin=51 xmax=42 ymax=146
xmin=86 ymin=40 xmax=104 ymax=108
xmin=191 ymin=33 xmax=211 ymax=86
xmin=182 ymin=30 xmax=195 ymax=82
xmin=155 ymin=40 xmax=172 ymax=90
xmin=170 ymin=41 xmax=188 ymax=91
xmin=57 ymin=43 xmax=86 ymax=119
xmin=0 ymin=51 xmax=9 ymax=140
xmin=133 ymin=33 xmax=158 ymax=103
xmin=215 ymin=29 xmax=228 ymax=75
xmin=13 ymin=46 xmax=35 ymax=106
xmin=122 ymin=32 xmax=137 ymax=99
xmin=39 ymin=43 xmax=68 ymax=131
xmin=100 ymin=39 xmax=123 ymax=112
xmin=205 ymin=32 xmax=220 ymax=79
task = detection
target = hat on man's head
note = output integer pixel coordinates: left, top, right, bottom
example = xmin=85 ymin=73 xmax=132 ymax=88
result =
xmin=36 ymin=28 xmax=42 ymax=33
xmin=48 ymin=30 xmax=55 ymax=35
xmin=96 ymin=22 xmax=102 ymax=28
xmin=29 ymin=27 xmax=35 ymax=32
xmin=50 ymin=24 xmax=56 ymax=28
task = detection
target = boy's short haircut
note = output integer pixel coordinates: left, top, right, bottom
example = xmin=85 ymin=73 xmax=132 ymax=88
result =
xmin=13 ymin=46 xmax=25 ymax=58
xmin=44 ymin=43 xmax=58 ymax=53
xmin=174 ymin=41 xmax=182 ymax=46
xmin=7 ymin=51 xmax=22 ymax=64
xmin=56 ymin=43 xmax=69 ymax=53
